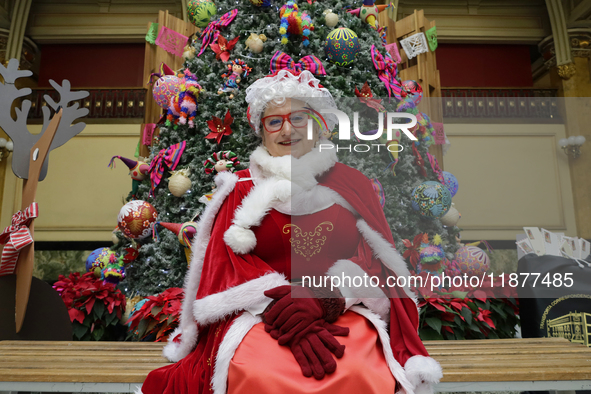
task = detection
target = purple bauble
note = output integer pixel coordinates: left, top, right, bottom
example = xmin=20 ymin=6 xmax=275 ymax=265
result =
xmin=442 ymin=171 xmax=459 ymax=197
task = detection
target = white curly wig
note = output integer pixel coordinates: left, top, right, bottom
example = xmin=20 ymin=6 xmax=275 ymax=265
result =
xmin=245 ymin=70 xmax=338 ymax=135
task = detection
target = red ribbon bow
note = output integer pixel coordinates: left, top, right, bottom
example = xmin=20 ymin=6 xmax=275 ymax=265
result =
xmin=0 ymin=202 xmax=39 ymax=276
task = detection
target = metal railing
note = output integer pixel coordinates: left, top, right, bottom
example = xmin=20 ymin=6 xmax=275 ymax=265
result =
xmin=27 ymin=88 xmax=146 ymax=119
xmin=441 ymin=88 xmax=560 ymax=119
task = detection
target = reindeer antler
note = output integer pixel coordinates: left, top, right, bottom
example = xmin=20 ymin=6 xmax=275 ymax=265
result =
xmin=0 ymin=59 xmax=35 ymax=179
xmin=37 ymin=79 xmax=89 ymax=180
xmin=0 ymin=58 xmax=90 ymax=180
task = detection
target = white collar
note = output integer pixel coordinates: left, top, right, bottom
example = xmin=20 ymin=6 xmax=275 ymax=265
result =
xmin=248 ymin=141 xmax=338 ymax=190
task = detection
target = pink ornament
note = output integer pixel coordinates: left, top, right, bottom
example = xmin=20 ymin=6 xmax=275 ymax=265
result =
xmin=153 ymin=75 xmax=181 ymax=109
xmin=117 ymin=200 xmax=158 ymax=239
xmin=454 ymin=246 xmax=490 ymax=277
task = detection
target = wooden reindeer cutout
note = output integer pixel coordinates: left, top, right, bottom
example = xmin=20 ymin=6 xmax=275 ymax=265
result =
xmin=0 ymin=58 xmax=89 ymax=332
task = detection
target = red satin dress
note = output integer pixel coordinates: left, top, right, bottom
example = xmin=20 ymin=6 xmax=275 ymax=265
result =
xmin=227 ymin=205 xmax=396 ymax=393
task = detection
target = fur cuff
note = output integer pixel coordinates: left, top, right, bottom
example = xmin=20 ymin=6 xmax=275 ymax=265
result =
xmin=162 ymin=323 xmax=198 ymax=362
xmin=404 ymin=355 xmax=443 ymax=394
xmin=193 ymin=272 xmax=289 ymax=325
xmin=224 ymin=224 xmax=257 ymax=255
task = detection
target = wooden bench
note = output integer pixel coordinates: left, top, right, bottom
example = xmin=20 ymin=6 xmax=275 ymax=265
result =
xmin=1 ymin=337 xmax=590 ymax=393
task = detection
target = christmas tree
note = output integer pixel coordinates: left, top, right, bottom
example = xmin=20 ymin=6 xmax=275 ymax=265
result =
xmin=120 ymin=0 xmax=458 ymax=297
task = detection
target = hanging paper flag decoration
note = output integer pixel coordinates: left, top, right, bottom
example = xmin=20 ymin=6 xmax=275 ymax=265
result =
xmin=270 ymin=51 xmax=326 ymax=75
xmin=198 ymin=9 xmax=238 ymax=56
xmin=400 ymin=32 xmax=429 ymax=59
xmin=370 ymin=45 xmax=405 ymax=99
xmin=146 ymin=22 xmax=159 ymax=44
xmin=148 ymin=141 xmax=186 ymax=196
xmin=384 ymin=43 xmax=401 ymax=63
xmin=155 ymin=26 xmax=189 ymax=58
xmin=426 ymin=26 xmax=438 ymax=51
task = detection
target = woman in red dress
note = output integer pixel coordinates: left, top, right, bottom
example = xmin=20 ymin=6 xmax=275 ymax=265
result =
xmin=139 ymin=69 xmax=442 ymax=394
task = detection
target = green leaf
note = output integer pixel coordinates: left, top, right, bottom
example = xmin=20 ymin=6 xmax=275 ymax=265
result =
xmin=490 ymin=303 xmax=507 ymax=319
xmin=105 ymin=311 xmax=118 ymax=326
xmin=93 ymin=301 xmax=105 ymax=318
xmin=460 ymin=306 xmax=473 ymax=323
xmin=419 ymin=328 xmax=444 ymax=340
xmin=466 ymin=301 xmax=478 ymax=312
xmin=443 ymin=330 xmax=455 ymax=340
xmin=454 ymin=331 xmax=465 ymax=340
xmin=73 ymin=322 xmax=88 ymax=340
xmin=92 ymin=325 xmax=105 ymax=341
xmin=487 ymin=331 xmax=499 ymax=339
xmin=82 ymin=315 xmax=92 ymax=327
xmin=425 ymin=317 xmax=442 ymax=334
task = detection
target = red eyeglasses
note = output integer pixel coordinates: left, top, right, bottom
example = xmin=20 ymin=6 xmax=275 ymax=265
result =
xmin=261 ymin=110 xmax=311 ymax=133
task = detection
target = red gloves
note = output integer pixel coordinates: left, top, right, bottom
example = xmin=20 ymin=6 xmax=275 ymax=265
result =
xmin=263 ymin=285 xmax=348 ymax=380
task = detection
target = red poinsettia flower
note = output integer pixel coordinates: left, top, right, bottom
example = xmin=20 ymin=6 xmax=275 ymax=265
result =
xmin=206 ymin=110 xmax=234 ymax=144
xmin=402 ymin=233 xmax=427 ymax=269
xmin=354 ymin=82 xmax=385 ymax=112
xmin=477 ymin=308 xmax=496 ymax=329
xmin=210 ymin=35 xmax=240 ymax=62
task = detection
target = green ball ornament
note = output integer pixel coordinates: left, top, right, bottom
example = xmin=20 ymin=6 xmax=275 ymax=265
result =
xmin=187 ymin=0 xmax=217 ymax=28
xmin=323 ymin=28 xmax=360 ymax=66
xmin=411 ymin=181 xmax=452 ymax=219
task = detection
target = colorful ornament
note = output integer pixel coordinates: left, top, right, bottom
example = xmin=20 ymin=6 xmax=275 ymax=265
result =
xmin=249 ymin=0 xmax=271 ymax=7
xmin=148 ymin=63 xmax=181 ymax=109
xmin=440 ymin=203 xmax=461 ymax=227
xmin=418 ymin=234 xmax=446 ymax=273
xmin=204 ymin=150 xmax=239 ymax=174
xmin=270 ymin=51 xmax=326 ymax=75
xmin=370 ymin=178 xmax=385 ymax=208
xmin=323 ymin=9 xmax=339 ymax=28
xmin=210 ymin=35 xmax=239 ymax=62
xmin=279 ymin=1 xmax=314 ymax=46
xmin=347 ymin=0 xmax=389 ymax=28
xmin=245 ymin=33 xmax=267 ymax=53
xmin=108 ymin=156 xmax=150 ymax=197
xmin=102 ymin=262 xmax=125 ymax=285
xmin=187 ymin=0 xmax=217 ymax=28
xmin=166 ymin=69 xmax=204 ymax=129
xmin=182 ymin=44 xmax=196 ymax=61
xmin=355 ymin=82 xmax=385 ymax=112
xmin=206 ymin=111 xmax=234 ymax=144
xmin=154 ymin=221 xmax=199 ymax=264
xmin=217 ymin=59 xmax=251 ymax=99
xmin=454 ymin=245 xmax=490 ymax=277
xmin=402 ymin=80 xmax=423 ymax=106
xmin=117 ymin=200 xmax=158 ymax=240
xmin=197 ymin=9 xmax=238 ymax=56
xmin=411 ymin=181 xmax=452 ymax=219
xmin=371 ymin=44 xmax=405 ymax=99
xmin=442 ymin=171 xmax=459 ymax=197
xmin=168 ymin=168 xmax=192 ymax=197
xmin=86 ymin=247 xmax=117 ymax=278
xmin=324 ymin=28 xmax=360 ymax=66
xmin=148 ymin=141 xmax=186 ymax=197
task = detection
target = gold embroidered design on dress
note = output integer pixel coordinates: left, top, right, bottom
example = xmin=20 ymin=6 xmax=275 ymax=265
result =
xmin=283 ymin=221 xmax=334 ymax=261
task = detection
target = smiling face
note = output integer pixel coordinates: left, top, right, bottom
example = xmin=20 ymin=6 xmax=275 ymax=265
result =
xmin=261 ymin=98 xmax=317 ymax=158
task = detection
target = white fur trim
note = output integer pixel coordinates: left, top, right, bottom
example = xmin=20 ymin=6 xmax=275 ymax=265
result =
xmin=356 ymin=219 xmax=417 ymax=301
xmin=163 ymin=171 xmax=239 ymax=362
xmin=326 ymin=260 xmax=390 ymax=321
xmin=224 ymin=225 xmax=257 ymax=255
xmin=349 ymin=306 xmax=414 ymax=394
xmin=134 ymin=385 xmax=144 ymax=394
xmin=404 ymin=355 xmax=443 ymax=394
xmin=193 ymin=272 xmax=289 ymax=325
xmin=212 ymin=312 xmax=261 ymax=394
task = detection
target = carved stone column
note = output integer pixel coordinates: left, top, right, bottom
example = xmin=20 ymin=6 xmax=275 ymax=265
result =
xmin=539 ymin=28 xmax=591 ymax=239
